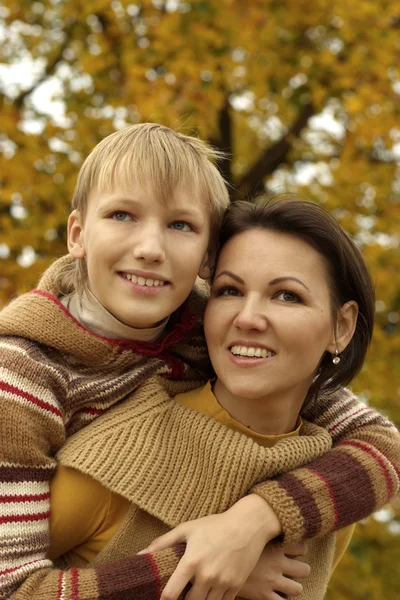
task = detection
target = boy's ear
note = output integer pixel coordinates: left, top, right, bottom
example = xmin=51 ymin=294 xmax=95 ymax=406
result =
xmin=67 ymin=210 xmax=86 ymax=258
xmin=198 ymin=249 xmax=216 ymax=281
xmin=327 ymin=301 xmax=359 ymax=355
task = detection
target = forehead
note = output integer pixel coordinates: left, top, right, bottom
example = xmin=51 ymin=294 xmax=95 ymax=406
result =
xmin=218 ymin=229 xmax=330 ymax=284
xmin=87 ymin=180 xmax=210 ymax=220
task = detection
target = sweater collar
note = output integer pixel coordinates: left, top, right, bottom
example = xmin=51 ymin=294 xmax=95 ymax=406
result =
xmin=61 ymin=288 xmax=169 ymax=342
xmin=58 ymin=377 xmax=332 ymax=528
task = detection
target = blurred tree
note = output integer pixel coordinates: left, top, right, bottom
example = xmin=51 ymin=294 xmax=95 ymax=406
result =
xmin=0 ymin=1 xmax=399 ymax=595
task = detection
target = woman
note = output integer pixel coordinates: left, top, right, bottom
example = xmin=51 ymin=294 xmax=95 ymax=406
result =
xmin=50 ymin=197 xmax=393 ymax=600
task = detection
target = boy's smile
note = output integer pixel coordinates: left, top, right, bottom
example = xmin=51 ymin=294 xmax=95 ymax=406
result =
xmin=68 ymin=183 xmax=211 ymax=329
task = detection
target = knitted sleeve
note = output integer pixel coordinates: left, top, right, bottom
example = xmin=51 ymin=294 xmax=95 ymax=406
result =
xmin=251 ymin=386 xmax=400 ymax=544
xmin=0 ymin=339 xmax=182 ymax=600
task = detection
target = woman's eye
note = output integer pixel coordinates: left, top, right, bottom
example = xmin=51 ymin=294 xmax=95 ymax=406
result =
xmin=169 ymin=221 xmax=193 ymax=232
xmin=215 ymin=286 xmax=241 ymax=297
xmin=112 ymin=211 xmax=132 ymax=221
xmin=276 ymin=291 xmax=301 ymax=303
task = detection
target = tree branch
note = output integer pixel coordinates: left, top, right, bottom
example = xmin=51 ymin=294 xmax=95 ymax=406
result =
xmin=14 ymin=19 xmax=77 ymax=111
xmin=234 ymin=102 xmax=314 ymax=200
xmin=209 ymin=96 xmax=233 ymax=185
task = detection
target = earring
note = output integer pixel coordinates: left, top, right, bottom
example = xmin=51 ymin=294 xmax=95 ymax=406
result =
xmin=332 ymin=349 xmax=341 ymax=365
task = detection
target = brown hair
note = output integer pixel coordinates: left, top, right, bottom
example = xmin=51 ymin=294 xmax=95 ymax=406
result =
xmin=217 ymin=195 xmax=375 ymax=399
xmin=58 ymin=123 xmax=230 ymax=294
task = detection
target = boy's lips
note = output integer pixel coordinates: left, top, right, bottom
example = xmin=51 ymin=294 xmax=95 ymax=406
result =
xmin=118 ymin=270 xmax=170 ymax=288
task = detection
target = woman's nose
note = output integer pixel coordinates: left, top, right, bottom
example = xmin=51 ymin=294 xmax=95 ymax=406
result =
xmin=233 ymin=300 xmax=268 ymax=332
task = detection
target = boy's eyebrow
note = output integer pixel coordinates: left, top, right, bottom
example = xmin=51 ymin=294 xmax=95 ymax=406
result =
xmin=101 ymin=196 xmax=206 ymax=221
xmin=101 ymin=196 xmax=141 ymax=208
xmin=166 ymin=206 xmax=206 ymax=221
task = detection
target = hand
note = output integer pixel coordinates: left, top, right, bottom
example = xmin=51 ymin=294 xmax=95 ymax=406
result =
xmin=138 ymin=495 xmax=282 ymax=600
xmin=240 ymin=541 xmax=310 ymax=600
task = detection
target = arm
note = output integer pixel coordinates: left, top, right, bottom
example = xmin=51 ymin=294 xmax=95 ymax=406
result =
xmin=145 ymin=389 xmax=399 ymax=600
xmin=0 ymin=343 xmax=183 ymax=600
xmin=251 ymin=387 xmax=400 ymax=543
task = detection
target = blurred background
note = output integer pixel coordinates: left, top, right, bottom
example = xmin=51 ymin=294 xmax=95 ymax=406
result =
xmin=0 ymin=1 xmax=399 ymax=596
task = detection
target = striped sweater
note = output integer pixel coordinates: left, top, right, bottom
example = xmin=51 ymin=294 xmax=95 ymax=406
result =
xmin=0 ymin=261 xmax=399 ymax=599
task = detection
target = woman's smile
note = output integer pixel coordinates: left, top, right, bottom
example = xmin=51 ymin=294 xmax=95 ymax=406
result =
xmin=204 ymin=228 xmax=338 ymax=429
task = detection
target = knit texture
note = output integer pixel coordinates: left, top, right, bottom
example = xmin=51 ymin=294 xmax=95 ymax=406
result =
xmin=0 ymin=257 xmax=209 ymax=600
xmin=252 ymin=389 xmax=400 ymax=543
xmin=58 ymin=392 xmax=335 ymax=600
xmin=59 ymin=379 xmax=332 ymax=527
xmin=1 ymin=255 xmax=400 ymax=599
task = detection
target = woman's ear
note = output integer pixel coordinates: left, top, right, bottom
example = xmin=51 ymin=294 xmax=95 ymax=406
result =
xmin=67 ymin=210 xmax=86 ymax=258
xmin=327 ymin=301 xmax=359 ymax=354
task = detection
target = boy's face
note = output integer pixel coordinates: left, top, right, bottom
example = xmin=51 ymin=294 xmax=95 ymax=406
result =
xmin=68 ymin=183 xmax=212 ymax=328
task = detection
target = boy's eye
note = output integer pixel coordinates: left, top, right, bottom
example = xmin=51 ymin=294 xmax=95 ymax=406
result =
xmin=169 ymin=221 xmax=193 ymax=232
xmin=112 ymin=211 xmax=132 ymax=221
xmin=276 ymin=290 xmax=301 ymax=303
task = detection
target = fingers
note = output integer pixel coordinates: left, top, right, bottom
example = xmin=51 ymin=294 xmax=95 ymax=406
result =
xmin=282 ymin=541 xmax=308 ymax=557
xmin=282 ymin=555 xmax=311 ymax=581
xmin=185 ymin=582 xmax=211 ymax=600
xmin=273 ymin=575 xmax=304 ymax=598
xmin=138 ymin=525 xmax=186 ymax=554
xmin=185 ymin=578 xmax=239 ymax=600
xmin=160 ymin=560 xmax=194 ymax=600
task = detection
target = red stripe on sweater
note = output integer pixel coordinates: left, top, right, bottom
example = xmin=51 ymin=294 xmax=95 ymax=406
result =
xmin=0 ymin=558 xmax=44 ymax=577
xmin=0 ymin=492 xmax=49 ymax=503
xmin=0 ymin=510 xmax=50 ymax=524
xmin=31 ymin=289 xmax=197 ymax=359
xmin=328 ymin=406 xmax=371 ymax=435
xmin=304 ymin=468 xmax=340 ymax=529
xmin=146 ymin=553 xmax=161 ymax=599
xmin=341 ymin=440 xmax=395 ymax=498
xmin=71 ymin=569 xmax=79 ymax=600
xmin=0 ymin=381 xmax=62 ymax=419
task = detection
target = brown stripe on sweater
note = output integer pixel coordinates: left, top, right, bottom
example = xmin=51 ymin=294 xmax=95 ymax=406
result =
xmin=0 ymin=465 xmax=54 ymax=482
xmin=97 ymin=554 xmax=162 ymax=600
xmin=1 ymin=531 xmax=49 ymax=559
xmin=276 ymin=473 xmax=322 ymax=538
xmin=305 ymin=448 xmax=377 ymax=529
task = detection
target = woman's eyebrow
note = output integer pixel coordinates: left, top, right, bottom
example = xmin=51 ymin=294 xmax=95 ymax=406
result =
xmin=214 ymin=270 xmax=244 ymax=284
xmin=269 ymin=276 xmax=310 ymax=292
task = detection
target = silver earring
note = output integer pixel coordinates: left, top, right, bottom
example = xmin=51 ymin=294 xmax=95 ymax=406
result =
xmin=332 ymin=350 xmax=341 ymax=365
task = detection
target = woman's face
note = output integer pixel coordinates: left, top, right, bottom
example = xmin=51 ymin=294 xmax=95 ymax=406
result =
xmin=204 ymin=228 xmax=338 ymax=410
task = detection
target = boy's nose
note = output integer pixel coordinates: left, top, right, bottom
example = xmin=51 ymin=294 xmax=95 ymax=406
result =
xmin=233 ymin=300 xmax=268 ymax=332
xmin=133 ymin=225 xmax=166 ymax=263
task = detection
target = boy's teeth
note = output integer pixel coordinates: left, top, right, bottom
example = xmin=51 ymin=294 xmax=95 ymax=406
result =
xmin=124 ymin=274 xmax=164 ymax=287
xmin=230 ymin=345 xmax=275 ymax=358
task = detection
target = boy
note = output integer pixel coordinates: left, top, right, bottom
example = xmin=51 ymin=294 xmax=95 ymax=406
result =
xmin=0 ymin=124 xmax=399 ymax=600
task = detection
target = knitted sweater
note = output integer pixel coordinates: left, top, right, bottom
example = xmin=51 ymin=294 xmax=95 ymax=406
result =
xmin=50 ymin=382 xmax=353 ymax=579
xmin=1 ymin=257 xmax=400 ymax=600
xmin=59 ymin=383 xmax=339 ymax=600
xmin=0 ymin=260 xmax=209 ymax=600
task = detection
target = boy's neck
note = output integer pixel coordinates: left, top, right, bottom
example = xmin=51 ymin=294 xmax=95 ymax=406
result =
xmin=61 ymin=288 xmax=169 ymax=342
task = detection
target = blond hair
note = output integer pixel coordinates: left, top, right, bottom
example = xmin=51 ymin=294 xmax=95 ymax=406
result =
xmin=59 ymin=123 xmax=230 ymax=295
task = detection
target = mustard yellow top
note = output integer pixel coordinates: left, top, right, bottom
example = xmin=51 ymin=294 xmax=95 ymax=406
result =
xmin=49 ymin=382 xmax=354 ymax=569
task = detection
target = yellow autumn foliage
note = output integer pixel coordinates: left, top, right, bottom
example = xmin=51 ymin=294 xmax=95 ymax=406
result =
xmin=0 ymin=1 xmax=399 ymax=596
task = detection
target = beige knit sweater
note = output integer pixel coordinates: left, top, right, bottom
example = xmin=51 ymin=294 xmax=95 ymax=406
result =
xmin=58 ymin=381 xmax=335 ymax=599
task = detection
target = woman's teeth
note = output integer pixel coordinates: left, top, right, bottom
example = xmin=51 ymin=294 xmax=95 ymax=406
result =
xmin=230 ymin=346 xmax=275 ymax=358
xmin=123 ymin=274 xmax=165 ymax=287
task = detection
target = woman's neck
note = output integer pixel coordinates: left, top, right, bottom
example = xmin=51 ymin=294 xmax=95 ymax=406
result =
xmin=212 ymin=379 xmax=305 ymax=435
